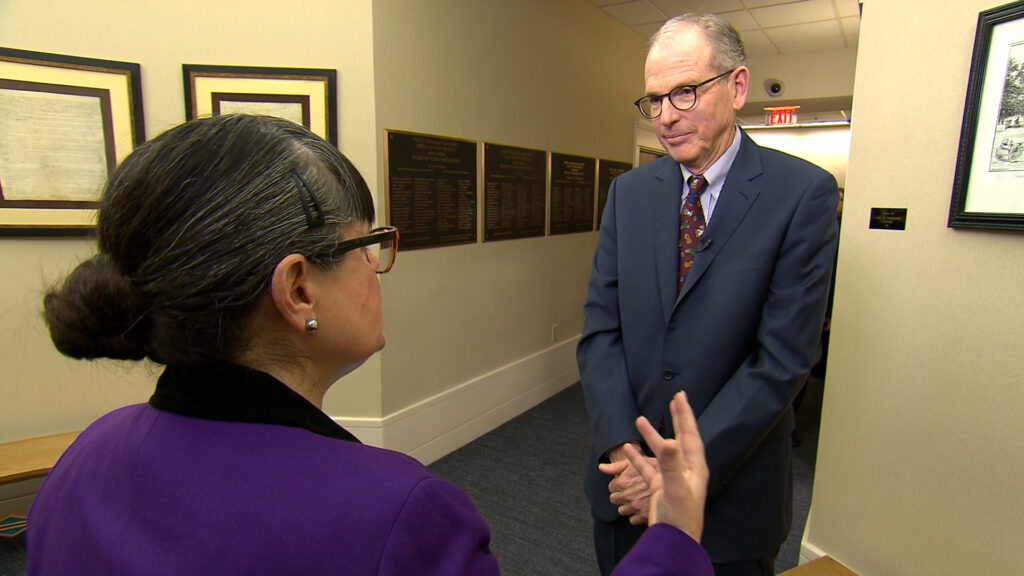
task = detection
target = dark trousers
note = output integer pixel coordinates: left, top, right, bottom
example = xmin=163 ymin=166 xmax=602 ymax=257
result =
xmin=593 ymin=515 xmax=775 ymax=576
xmin=593 ymin=514 xmax=646 ymax=575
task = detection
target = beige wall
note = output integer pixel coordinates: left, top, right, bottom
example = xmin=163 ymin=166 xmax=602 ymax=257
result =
xmin=0 ymin=0 xmax=381 ymax=440
xmin=746 ymin=47 xmax=858 ymax=107
xmin=8 ymin=1 xmax=1022 ymax=572
xmin=0 ymin=0 xmax=644 ymax=437
xmin=806 ymin=1 xmax=1024 ymax=573
xmin=747 ymin=125 xmax=851 ymax=187
xmin=371 ymin=0 xmax=644 ymax=414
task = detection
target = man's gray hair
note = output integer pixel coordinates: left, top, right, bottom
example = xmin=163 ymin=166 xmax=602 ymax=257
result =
xmin=649 ymin=13 xmax=746 ymax=72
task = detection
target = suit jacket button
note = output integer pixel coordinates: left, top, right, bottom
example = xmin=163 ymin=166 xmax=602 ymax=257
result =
xmin=662 ymin=369 xmax=674 ymax=380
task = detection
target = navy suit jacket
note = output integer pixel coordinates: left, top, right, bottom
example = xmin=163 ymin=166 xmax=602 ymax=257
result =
xmin=578 ymin=129 xmax=839 ymax=562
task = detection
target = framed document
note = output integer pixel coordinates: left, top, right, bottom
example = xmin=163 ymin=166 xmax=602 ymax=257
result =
xmin=183 ymin=64 xmax=337 ymax=145
xmin=0 ymin=47 xmax=144 ymax=234
xmin=949 ymin=1 xmax=1024 ymax=230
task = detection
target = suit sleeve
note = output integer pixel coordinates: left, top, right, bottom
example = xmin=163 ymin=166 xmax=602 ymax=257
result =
xmin=612 ymin=525 xmax=714 ymax=576
xmin=378 ymin=477 xmax=501 ymax=576
xmin=577 ymin=179 xmax=643 ymax=460
xmin=699 ymin=168 xmax=838 ymax=492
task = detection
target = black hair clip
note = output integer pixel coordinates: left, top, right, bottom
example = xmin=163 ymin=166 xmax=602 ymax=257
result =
xmin=290 ymin=170 xmax=326 ymax=229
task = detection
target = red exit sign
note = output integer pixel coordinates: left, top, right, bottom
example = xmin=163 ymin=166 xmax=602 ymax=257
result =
xmin=764 ymin=106 xmax=800 ymax=125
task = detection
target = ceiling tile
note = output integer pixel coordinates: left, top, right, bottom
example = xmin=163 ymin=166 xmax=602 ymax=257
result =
xmin=592 ymin=0 xmax=858 ymax=57
xmin=720 ymin=9 xmax=760 ymax=31
xmin=834 ymin=0 xmax=861 ymax=18
xmin=740 ymin=0 xmax=797 ymax=8
xmin=750 ymin=0 xmax=837 ymax=29
xmin=649 ymin=0 xmax=744 ymax=15
xmin=603 ymin=0 xmax=668 ymax=26
xmin=741 ymin=29 xmax=779 ymax=56
xmin=764 ymin=19 xmax=845 ymax=53
xmin=633 ymin=21 xmax=666 ymax=39
xmin=840 ymin=16 xmax=860 ymax=46
xmin=840 ymin=15 xmax=860 ymax=37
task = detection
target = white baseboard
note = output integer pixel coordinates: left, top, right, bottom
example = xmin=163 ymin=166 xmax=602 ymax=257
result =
xmin=334 ymin=336 xmax=581 ymax=465
xmin=3 ymin=342 xmax=581 ymax=517
xmin=800 ymin=540 xmax=828 ymax=565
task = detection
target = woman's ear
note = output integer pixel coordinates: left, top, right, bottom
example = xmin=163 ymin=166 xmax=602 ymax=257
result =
xmin=269 ymin=254 xmax=318 ymax=333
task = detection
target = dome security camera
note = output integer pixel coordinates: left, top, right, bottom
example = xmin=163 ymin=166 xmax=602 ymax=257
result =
xmin=764 ymin=79 xmax=785 ymax=97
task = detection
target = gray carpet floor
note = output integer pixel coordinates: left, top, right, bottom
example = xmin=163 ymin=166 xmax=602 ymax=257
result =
xmin=0 ymin=378 xmax=823 ymax=575
xmin=429 ymin=377 xmax=824 ymax=575
xmin=0 ymin=534 xmax=24 ymax=576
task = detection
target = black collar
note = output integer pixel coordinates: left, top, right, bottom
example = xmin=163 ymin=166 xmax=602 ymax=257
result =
xmin=149 ymin=362 xmax=360 ymax=444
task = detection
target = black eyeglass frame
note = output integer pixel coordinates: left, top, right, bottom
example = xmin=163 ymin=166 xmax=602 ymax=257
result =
xmin=322 ymin=225 xmax=399 ymax=274
xmin=633 ymin=68 xmax=736 ymax=119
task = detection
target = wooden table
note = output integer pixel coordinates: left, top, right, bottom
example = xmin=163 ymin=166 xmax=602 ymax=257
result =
xmin=0 ymin=431 xmax=80 ymax=485
xmin=0 ymin=431 xmax=80 ymax=537
xmin=780 ymin=556 xmax=859 ymax=576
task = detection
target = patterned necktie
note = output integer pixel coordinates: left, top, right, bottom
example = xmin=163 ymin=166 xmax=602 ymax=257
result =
xmin=678 ymin=174 xmax=707 ymax=292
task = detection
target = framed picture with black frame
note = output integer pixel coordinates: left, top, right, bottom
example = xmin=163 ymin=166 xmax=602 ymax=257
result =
xmin=183 ymin=64 xmax=337 ymax=146
xmin=949 ymin=0 xmax=1024 ymax=231
xmin=0 ymin=47 xmax=145 ymax=235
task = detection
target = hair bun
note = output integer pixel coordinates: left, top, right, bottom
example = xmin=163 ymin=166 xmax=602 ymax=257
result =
xmin=44 ymin=254 xmax=149 ymax=360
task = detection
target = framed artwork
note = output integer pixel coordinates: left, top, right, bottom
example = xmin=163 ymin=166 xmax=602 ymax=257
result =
xmin=0 ymin=47 xmax=144 ymax=234
xmin=949 ymin=1 xmax=1024 ymax=231
xmin=637 ymin=146 xmax=666 ymax=167
xmin=183 ymin=64 xmax=337 ymax=146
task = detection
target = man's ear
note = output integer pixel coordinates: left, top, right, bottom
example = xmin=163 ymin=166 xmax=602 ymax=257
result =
xmin=731 ymin=66 xmax=750 ymax=111
xmin=269 ymin=254 xmax=318 ymax=333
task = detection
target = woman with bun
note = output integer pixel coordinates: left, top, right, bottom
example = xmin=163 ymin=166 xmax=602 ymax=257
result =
xmin=30 ymin=114 xmax=711 ymax=575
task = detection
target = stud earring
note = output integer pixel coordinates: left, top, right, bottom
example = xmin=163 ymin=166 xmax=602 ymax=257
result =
xmin=305 ymin=318 xmax=319 ymax=332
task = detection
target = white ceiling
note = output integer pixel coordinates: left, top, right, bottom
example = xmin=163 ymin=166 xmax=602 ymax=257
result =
xmin=589 ymin=0 xmax=860 ymax=57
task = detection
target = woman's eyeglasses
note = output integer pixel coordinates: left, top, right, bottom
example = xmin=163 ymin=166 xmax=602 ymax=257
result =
xmin=326 ymin=226 xmax=399 ymax=274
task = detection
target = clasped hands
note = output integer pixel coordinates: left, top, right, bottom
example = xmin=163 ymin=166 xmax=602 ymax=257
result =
xmin=598 ymin=392 xmax=709 ymax=542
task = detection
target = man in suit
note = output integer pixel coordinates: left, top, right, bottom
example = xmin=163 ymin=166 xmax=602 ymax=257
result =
xmin=578 ymin=14 xmax=839 ymax=576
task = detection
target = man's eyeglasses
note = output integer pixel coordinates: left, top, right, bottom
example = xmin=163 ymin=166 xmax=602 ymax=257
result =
xmin=633 ymin=69 xmax=736 ymax=119
xmin=325 ymin=226 xmax=399 ymax=274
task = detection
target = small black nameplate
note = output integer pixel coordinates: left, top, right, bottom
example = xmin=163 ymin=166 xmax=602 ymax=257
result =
xmin=869 ymin=207 xmax=908 ymax=230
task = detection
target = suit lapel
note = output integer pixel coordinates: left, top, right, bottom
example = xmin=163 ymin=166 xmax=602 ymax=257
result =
xmin=675 ymin=130 xmax=764 ymax=306
xmin=651 ymin=158 xmax=684 ymax=323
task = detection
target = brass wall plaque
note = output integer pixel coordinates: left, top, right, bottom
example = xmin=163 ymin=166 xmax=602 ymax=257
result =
xmin=869 ymin=207 xmax=908 ymax=230
xmin=597 ymin=159 xmax=632 ymax=228
xmin=386 ymin=130 xmax=477 ymax=250
xmin=483 ymin=143 xmax=546 ymax=241
xmin=549 ymin=153 xmax=596 ymax=235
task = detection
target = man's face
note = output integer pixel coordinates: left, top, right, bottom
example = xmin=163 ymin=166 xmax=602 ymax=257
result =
xmin=644 ymin=27 xmax=748 ymax=173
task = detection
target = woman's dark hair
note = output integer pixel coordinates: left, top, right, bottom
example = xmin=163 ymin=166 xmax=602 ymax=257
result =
xmin=44 ymin=114 xmax=375 ymax=365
